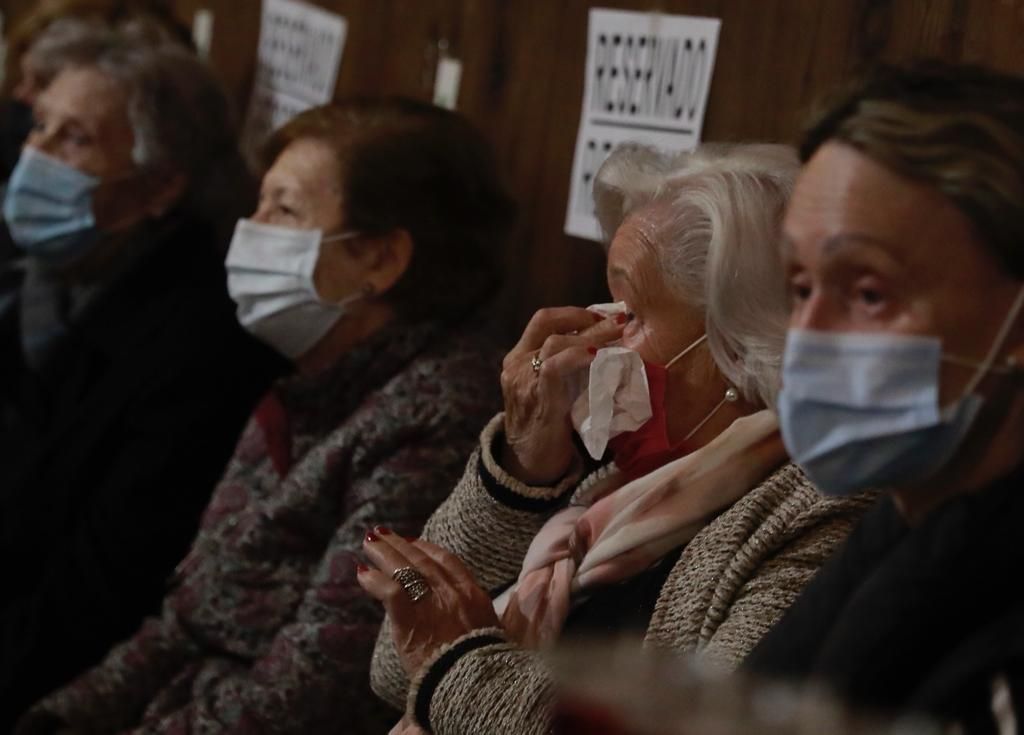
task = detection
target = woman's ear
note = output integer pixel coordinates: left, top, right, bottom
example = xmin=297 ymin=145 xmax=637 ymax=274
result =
xmin=361 ymin=228 xmax=414 ymax=296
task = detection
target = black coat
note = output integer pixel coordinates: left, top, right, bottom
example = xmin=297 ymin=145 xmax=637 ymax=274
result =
xmin=746 ymin=464 xmax=1024 ymax=732
xmin=0 ymin=214 xmax=285 ymax=727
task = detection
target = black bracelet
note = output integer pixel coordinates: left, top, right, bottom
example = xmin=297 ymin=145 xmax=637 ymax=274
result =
xmin=414 ymin=633 xmax=506 ymax=732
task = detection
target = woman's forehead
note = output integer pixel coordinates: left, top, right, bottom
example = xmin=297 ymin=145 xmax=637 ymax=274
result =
xmin=266 ymin=138 xmax=342 ymax=194
xmin=41 ymin=66 xmax=127 ymax=122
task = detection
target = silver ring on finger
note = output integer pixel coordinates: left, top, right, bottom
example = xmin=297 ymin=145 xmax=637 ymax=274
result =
xmin=531 ymin=353 xmax=543 ymax=375
xmin=392 ymin=566 xmax=431 ymax=603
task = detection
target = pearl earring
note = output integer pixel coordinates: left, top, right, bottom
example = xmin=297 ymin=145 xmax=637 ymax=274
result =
xmin=725 ymin=387 xmax=739 ymax=402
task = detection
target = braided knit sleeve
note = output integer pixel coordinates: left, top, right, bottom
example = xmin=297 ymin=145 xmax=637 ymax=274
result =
xmin=370 ymin=413 xmax=583 ymax=710
xmin=407 ymin=628 xmax=555 ymax=735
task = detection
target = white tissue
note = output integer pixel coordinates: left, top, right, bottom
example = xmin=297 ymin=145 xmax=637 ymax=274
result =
xmin=569 ymin=302 xmax=652 ymax=459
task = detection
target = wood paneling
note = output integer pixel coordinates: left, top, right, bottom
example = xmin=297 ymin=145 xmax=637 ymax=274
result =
xmin=5 ymin=0 xmax=1024 ymax=336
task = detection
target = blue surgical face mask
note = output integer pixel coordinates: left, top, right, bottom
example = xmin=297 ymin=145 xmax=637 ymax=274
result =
xmin=2 ymin=146 xmax=102 ymax=262
xmin=778 ymin=286 xmax=1024 ymax=496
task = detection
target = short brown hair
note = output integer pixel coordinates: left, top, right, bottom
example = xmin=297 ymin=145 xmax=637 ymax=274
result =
xmin=266 ymin=99 xmax=516 ymax=323
xmin=801 ymin=62 xmax=1024 ymax=279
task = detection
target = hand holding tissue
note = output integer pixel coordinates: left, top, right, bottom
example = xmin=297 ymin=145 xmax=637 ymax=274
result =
xmin=570 ymin=303 xmax=654 ymax=460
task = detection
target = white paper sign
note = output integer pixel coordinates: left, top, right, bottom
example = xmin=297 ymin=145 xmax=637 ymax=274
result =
xmin=433 ymin=57 xmax=463 ymax=110
xmin=565 ymin=9 xmax=721 ymax=241
xmin=192 ymin=9 xmax=214 ymax=60
xmin=242 ymin=0 xmax=347 ymax=162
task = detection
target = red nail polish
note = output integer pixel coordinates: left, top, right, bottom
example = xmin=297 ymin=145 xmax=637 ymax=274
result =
xmin=587 ymin=347 xmax=597 ymax=356
xmin=356 ymin=563 xmax=369 ymax=574
xmin=365 ymin=531 xmax=379 ymax=543
xmin=404 ymin=536 xmax=417 ymax=543
xmin=375 ymin=526 xmax=393 ymax=535
xmin=615 ymin=313 xmax=628 ymax=325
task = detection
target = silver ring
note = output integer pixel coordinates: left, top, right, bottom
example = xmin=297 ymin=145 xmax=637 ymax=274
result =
xmin=392 ymin=566 xmax=431 ymax=603
xmin=531 ymin=354 xmax=543 ymax=374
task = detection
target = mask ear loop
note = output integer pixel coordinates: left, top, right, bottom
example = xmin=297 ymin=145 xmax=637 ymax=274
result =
xmin=664 ymin=332 xmax=739 ymax=443
xmin=321 ymin=230 xmax=361 ymax=244
xmin=315 ymin=230 xmax=374 ymax=310
xmin=962 ymin=284 xmax=1024 ymax=397
xmin=665 ymin=333 xmax=708 ymax=370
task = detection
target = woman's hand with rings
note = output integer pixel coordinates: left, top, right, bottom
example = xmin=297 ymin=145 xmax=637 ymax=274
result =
xmin=500 ymin=307 xmax=625 ymax=485
xmin=356 ymin=527 xmax=498 ymax=678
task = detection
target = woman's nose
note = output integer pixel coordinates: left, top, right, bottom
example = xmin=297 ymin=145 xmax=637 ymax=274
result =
xmin=249 ymin=204 xmax=273 ymax=224
xmin=25 ymin=124 xmax=58 ymax=157
xmin=791 ymin=292 xmax=839 ymax=332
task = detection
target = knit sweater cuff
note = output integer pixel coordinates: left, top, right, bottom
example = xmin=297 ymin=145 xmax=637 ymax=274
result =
xmin=478 ymin=413 xmax=582 ymax=512
xmin=408 ymin=626 xmax=509 ymax=732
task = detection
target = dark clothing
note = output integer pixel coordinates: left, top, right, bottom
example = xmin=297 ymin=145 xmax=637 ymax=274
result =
xmin=746 ymin=465 xmax=1024 ymax=729
xmin=0 ymin=97 xmax=31 ymax=183
xmin=563 ymin=548 xmax=684 ymax=639
xmin=21 ymin=319 xmax=502 ymax=734
xmin=0 ymin=213 xmax=284 ymax=729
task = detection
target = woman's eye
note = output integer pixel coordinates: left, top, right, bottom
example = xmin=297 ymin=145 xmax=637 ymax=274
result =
xmin=859 ymin=289 xmax=882 ymax=304
xmin=852 ymin=278 xmax=888 ymax=310
xmin=788 ymin=279 xmax=812 ymax=303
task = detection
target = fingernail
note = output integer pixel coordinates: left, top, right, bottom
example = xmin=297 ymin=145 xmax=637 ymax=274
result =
xmin=592 ymin=312 xmax=606 ymax=322
xmin=587 ymin=346 xmax=597 ymax=356
xmin=365 ymin=531 xmax=379 ymax=543
xmin=404 ymin=536 xmax=417 ymax=542
xmin=355 ymin=562 xmax=369 ymax=574
xmin=375 ymin=526 xmax=393 ymax=535
xmin=615 ymin=313 xmax=628 ymax=325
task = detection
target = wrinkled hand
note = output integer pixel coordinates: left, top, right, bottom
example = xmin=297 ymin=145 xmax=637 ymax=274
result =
xmin=357 ymin=529 xmax=499 ymax=678
xmin=501 ymin=307 xmax=624 ymax=484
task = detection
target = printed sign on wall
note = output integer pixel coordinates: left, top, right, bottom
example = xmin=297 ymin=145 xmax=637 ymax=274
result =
xmin=241 ymin=0 xmax=347 ymax=163
xmin=565 ymin=9 xmax=721 ymax=241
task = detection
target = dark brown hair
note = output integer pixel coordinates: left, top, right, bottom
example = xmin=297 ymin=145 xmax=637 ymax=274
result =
xmin=801 ymin=62 xmax=1024 ymax=278
xmin=265 ymin=98 xmax=516 ymax=323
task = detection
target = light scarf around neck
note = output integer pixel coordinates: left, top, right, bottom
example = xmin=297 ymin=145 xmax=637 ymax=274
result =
xmin=496 ymin=410 xmax=786 ymax=648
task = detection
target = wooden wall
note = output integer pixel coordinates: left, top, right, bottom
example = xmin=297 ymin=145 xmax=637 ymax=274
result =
xmin=5 ymin=0 xmax=1024 ymax=337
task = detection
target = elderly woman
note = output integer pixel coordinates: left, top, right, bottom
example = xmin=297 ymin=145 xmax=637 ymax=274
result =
xmin=16 ymin=98 xmax=512 ymax=734
xmin=362 ymin=143 xmax=874 ymax=734
xmin=0 ymin=1 xmax=190 ymax=178
xmin=744 ymin=63 xmax=1024 ymax=729
xmin=0 ymin=29 xmax=281 ymax=728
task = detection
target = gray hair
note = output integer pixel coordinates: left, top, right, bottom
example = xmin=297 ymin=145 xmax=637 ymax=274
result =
xmin=26 ymin=19 xmax=249 ymax=229
xmin=593 ymin=142 xmax=799 ymax=408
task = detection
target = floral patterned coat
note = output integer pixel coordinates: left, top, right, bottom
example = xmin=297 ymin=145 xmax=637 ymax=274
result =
xmin=20 ymin=319 xmax=502 ymax=734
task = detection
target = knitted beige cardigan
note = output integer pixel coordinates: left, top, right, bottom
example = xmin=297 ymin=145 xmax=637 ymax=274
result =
xmin=370 ymin=414 xmax=875 ymax=734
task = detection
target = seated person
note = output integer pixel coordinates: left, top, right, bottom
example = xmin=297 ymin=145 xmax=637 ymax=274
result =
xmin=0 ymin=29 xmax=282 ymax=727
xmin=744 ymin=63 xmax=1024 ymax=731
xmin=17 ymin=98 xmax=513 ymax=733
xmin=362 ymin=143 xmax=875 ymax=735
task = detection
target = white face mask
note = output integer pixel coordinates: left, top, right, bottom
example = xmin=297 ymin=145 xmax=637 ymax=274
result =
xmin=225 ymin=218 xmax=366 ymax=359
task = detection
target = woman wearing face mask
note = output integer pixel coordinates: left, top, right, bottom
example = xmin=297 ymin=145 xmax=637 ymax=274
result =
xmin=16 ymin=100 xmax=511 ymax=734
xmin=743 ymin=63 xmax=1024 ymax=730
xmin=0 ymin=1 xmax=191 ymax=180
xmin=362 ymin=143 xmax=874 ymax=735
xmin=0 ymin=30 xmax=281 ymax=729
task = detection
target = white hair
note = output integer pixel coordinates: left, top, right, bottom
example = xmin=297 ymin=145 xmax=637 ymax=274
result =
xmin=593 ymin=142 xmax=799 ymax=408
